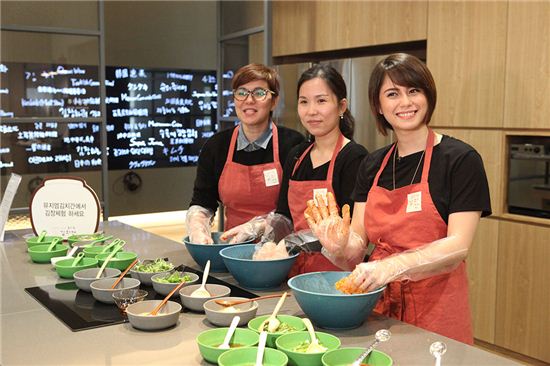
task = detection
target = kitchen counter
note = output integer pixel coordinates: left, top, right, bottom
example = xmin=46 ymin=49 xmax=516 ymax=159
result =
xmin=1 ymin=221 xmax=521 ymax=365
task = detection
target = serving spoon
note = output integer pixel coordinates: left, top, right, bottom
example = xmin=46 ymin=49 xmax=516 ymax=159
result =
xmin=95 ymin=243 xmax=125 ymax=278
xmin=218 ymin=315 xmax=241 ymax=350
xmin=70 ymin=252 xmax=85 ymax=267
xmin=215 ymin=293 xmax=291 ymax=307
xmin=430 ymin=341 xmax=447 ymax=366
xmin=46 ymin=238 xmax=61 ymax=252
xmin=303 ymin=318 xmax=327 ymax=353
xmin=190 ymin=260 xmax=211 ymax=297
xmin=255 ymin=331 xmax=268 ymax=366
xmin=258 ymin=291 xmax=287 ymax=333
xmin=36 ymin=230 xmax=47 ymax=243
xmin=351 ymin=329 xmax=391 ymax=366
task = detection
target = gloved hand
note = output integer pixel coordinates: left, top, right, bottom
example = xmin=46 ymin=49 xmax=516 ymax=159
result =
xmin=221 ymin=215 xmax=267 ymax=244
xmin=185 ymin=205 xmax=214 ymax=244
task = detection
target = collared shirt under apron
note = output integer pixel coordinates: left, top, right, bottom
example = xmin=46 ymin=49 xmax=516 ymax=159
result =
xmin=218 ymin=123 xmax=283 ymax=230
xmin=364 ymin=129 xmax=473 ymax=344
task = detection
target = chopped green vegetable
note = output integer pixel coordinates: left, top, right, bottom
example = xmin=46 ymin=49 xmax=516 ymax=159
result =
xmin=133 ymin=258 xmax=174 ymax=273
xmin=262 ymin=321 xmax=297 ymax=333
xmin=154 ymin=272 xmax=192 ymax=284
xmin=292 ymin=340 xmax=328 ymax=353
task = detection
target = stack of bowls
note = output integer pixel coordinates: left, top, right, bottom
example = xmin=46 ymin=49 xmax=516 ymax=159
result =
xmin=183 ymin=232 xmax=253 ymax=272
xmin=288 ymin=271 xmax=385 ymax=330
xmin=220 ymin=244 xmax=299 ymax=290
xmin=248 ymin=315 xmax=306 ymax=348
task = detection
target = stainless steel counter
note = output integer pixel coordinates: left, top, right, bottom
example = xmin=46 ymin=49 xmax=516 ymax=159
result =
xmin=1 ymin=221 xmax=520 ymax=365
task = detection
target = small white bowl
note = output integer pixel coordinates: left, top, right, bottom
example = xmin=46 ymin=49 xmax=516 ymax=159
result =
xmin=126 ymin=300 xmax=181 ymax=331
xmin=203 ymin=297 xmax=258 ymax=326
xmin=179 ymin=284 xmax=231 ymax=312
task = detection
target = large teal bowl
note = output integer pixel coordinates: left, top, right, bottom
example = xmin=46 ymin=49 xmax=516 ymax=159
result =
xmin=322 ymin=348 xmax=392 ymax=366
xmin=288 ymin=272 xmax=385 ymax=330
xmin=183 ymin=232 xmax=252 ymax=272
xmin=220 ymin=244 xmax=299 ymax=290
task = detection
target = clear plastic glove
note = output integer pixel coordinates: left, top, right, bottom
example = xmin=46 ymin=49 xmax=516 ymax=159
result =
xmin=185 ymin=205 xmax=214 ymax=244
xmin=304 ymin=192 xmax=366 ymax=269
xmin=221 ymin=212 xmax=293 ymax=244
xmin=350 ymin=236 xmax=468 ymax=293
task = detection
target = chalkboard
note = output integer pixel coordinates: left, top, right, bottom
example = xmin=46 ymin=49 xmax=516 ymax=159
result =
xmin=0 ymin=62 xmax=217 ymax=174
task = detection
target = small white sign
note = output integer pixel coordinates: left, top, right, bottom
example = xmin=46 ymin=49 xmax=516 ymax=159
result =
xmin=263 ymin=168 xmax=279 ymax=187
xmin=0 ymin=173 xmax=22 ymax=241
xmin=313 ymin=188 xmax=328 ymax=206
xmin=30 ymin=177 xmax=100 ymax=238
xmin=406 ymin=191 xmax=422 ymax=213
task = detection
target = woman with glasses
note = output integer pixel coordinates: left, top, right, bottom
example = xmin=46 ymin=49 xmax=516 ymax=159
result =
xmin=186 ymin=63 xmax=304 ymax=243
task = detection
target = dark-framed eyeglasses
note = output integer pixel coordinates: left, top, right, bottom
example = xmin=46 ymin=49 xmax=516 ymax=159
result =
xmin=233 ymin=87 xmax=275 ymax=101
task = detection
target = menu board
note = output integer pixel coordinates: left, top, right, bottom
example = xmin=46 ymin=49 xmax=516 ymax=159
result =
xmin=0 ymin=62 xmax=217 ymax=175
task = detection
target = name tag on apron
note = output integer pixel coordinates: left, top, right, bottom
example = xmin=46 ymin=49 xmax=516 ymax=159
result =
xmin=406 ymin=191 xmax=422 ymax=213
xmin=313 ymin=188 xmax=328 ymax=206
xmin=263 ymin=169 xmax=279 ymax=187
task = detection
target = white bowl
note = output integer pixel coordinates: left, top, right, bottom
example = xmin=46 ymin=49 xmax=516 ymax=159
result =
xmin=203 ymin=297 xmax=258 ymax=326
xmin=126 ymin=300 xmax=181 ymax=331
xmin=179 ymin=284 xmax=231 ymax=312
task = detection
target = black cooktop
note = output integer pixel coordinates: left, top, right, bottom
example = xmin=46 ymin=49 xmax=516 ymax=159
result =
xmin=25 ymin=265 xmax=258 ymax=332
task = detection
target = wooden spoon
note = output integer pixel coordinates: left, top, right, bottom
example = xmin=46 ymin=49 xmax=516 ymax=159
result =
xmin=190 ymin=260 xmax=211 ymax=297
xmin=215 ymin=293 xmax=292 ymax=307
xmin=110 ymin=258 xmax=139 ymax=289
xmin=149 ymin=281 xmax=187 ymax=316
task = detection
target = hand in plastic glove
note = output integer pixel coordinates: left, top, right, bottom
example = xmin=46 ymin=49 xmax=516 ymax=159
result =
xmin=189 ymin=229 xmax=214 ymax=245
xmin=185 ymin=205 xmax=214 ymax=244
xmin=350 ymin=260 xmax=402 ymax=293
xmin=221 ymin=217 xmax=266 ymax=244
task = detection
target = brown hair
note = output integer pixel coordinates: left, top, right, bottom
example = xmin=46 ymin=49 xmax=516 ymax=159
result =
xmin=368 ymin=53 xmax=437 ymax=136
xmin=232 ymin=63 xmax=280 ymax=96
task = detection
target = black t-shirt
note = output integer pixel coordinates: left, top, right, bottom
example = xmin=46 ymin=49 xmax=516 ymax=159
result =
xmin=189 ymin=125 xmax=305 ymax=212
xmin=276 ymin=140 xmax=369 ymax=221
xmin=352 ymin=135 xmax=491 ymax=224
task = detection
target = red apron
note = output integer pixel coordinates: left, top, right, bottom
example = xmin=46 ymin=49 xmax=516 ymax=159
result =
xmin=218 ymin=124 xmax=283 ymax=230
xmin=364 ymin=129 xmax=473 ymax=344
xmin=287 ymin=134 xmax=344 ymax=277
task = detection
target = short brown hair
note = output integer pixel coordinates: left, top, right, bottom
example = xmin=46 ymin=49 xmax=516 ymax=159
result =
xmin=368 ymin=53 xmax=437 ymax=136
xmin=232 ymin=63 xmax=280 ymax=96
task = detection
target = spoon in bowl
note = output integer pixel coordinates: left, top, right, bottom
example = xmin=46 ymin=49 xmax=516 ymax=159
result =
xmin=95 ymin=243 xmax=125 ymax=279
xmin=255 ymin=331 xmax=268 ymax=366
xmin=215 ymin=293 xmax=291 ymax=307
xmin=149 ymin=280 xmax=187 ymax=316
xmin=70 ymin=252 xmax=85 ymax=267
xmin=110 ymin=258 xmax=139 ymax=289
xmin=46 ymin=238 xmax=61 ymax=252
xmin=303 ymin=318 xmax=327 ymax=353
xmin=258 ymin=291 xmax=287 ymax=333
xmin=36 ymin=230 xmax=47 ymax=243
xmin=430 ymin=341 xmax=447 ymax=366
xmin=190 ymin=260 xmax=211 ymax=297
xmin=351 ymin=329 xmax=392 ymax=366
xmin=218 ymin=315 xmax=241 ymax=350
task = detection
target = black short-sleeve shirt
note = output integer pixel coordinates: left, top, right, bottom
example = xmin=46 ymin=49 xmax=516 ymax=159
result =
xmin=351 ymin=135 xmax=491 ymax=224
xmin=189 ymin=125 xmax=305 ymax=212
xmin=276 ymin=141 xmax=368 ymax=222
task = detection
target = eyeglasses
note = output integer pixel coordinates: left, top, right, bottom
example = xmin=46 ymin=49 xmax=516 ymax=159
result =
xmin=233 ymin=87 xmax=275 ymax=101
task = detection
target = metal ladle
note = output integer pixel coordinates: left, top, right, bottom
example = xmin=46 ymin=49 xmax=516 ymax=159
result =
xmin=351 ymin=329 xmax=391 ymax=366
xmin=430 ymin=341 xmax=447 ymax=366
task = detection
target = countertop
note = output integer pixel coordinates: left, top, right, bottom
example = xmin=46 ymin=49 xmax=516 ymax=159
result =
xmin=0 ymin=221 xmax=521 ymax=365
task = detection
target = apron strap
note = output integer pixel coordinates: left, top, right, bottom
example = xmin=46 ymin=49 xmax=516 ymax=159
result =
xmin=225 ymin=125 xmax=239 ymax=164
xmin=373 ymin=143 xmax=396 ymax=186
xmin=420 ymin=129 xmax=435 ymax=183
xmin=292 ymin=133 xmax=344 ymax=182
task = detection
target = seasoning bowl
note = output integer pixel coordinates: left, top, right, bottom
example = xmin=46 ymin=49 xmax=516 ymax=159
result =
xmin=276 ymin=331 xmax=341 ymax=366
xmin=218 ymin=347 xmax=289 ymax=366
xmin=178 ymin=283 xmax=231 ymax=312
xmin=203 ymin=297 xmax=259 ymax=327
xmin=112 ymin=289 xmax=149 ymax=314
xmin=322 ymin=348 xmax=393 ymax=366
xmin=248 ymin=314 xmax=306 ymax=348
xmin=27 ymin=244 xmax=69 ymax=263
xmin=220 ymin=244 xmax=299 ymax=290
xmin=151 ymin=271 xmax=199 ymax=297
xmin=73 ymin=267 xmax=122 ymax=292
xmin=196 ymin=327 xmax=260 ymax=364
xmin=90 ymin=277 xmax=140 ymax=304
xmin=54 ymin=257 xmax=98 ymax=279
xmin=126 ymin=300 xmax=182 ymax=331
xmin=183 ymin=231 xmax=253 ymax=272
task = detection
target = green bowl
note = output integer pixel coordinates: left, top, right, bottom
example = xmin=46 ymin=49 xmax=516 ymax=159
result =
xmin=26 ymin=235 xmax=63 ymax=248
xmin=276 ymin=331 xmax=341 ymax=366
xmin=83 ymin=245 xmax=115 ymax=258
xmin=27 ymin=244 xmax=70 ymax=263
xmin=95 ymin=251 xmax=138 ymax=270
xmin=55 ymin=257 xmax=98 ymax=279
xmin=218 ymin=347 xmax=289 ymax=366
xmin=67 ymin=233 xmax=107 ymax=246
xmin=196 ymin=327 xmax=260 ymax=364
xmin=321 ymin=348 xmax=393 ymax=366
xmin=248 ymin=315 xmax=306 ymax=348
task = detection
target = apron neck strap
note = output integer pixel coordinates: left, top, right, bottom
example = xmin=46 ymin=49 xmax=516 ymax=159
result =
xmin=292 ymin=133 xmax=344 ymax=178
xmin=227 ymin=122 xmax=278 ymax=163
xmin=420 ymin=129 xmax=435 ymax=183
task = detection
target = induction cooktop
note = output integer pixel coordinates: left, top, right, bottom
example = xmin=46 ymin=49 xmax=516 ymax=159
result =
xmin=25 ymin=265 xmax=258 ymax=332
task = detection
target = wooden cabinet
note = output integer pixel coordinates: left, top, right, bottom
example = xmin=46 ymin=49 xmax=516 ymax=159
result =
xmin=272 ymin=1 xmax=427 ymax=57
xmin=503 ymin=1 xmax=550 ymax=129
xmin=427 ymin=1 xmax=507 ymax=128
xmin=496 ymin=221 xmax=550 ymax=363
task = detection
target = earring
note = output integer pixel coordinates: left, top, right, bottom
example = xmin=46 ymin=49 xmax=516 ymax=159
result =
xmin=339 ymin=114 xmax=344 ymax=120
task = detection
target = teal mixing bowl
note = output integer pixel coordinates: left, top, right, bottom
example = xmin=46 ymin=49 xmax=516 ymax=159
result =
xmin=183 ymin=232 xmax=252 ymax=272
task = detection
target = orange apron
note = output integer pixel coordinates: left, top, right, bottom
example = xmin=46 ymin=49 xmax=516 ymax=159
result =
xmin=287 ymin=134 xmax=344 ymax=277
xmin=218 ymin=124 xmax=283 ymax=230
xmin=364 ymin=129 xmax=473 ymax=344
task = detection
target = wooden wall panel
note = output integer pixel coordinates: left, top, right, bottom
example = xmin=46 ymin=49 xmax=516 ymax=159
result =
xmin=467 ymin=218 xmax=499 ymax=343
xmin=496 ymin=221 xmax=550 ymax=363
xmin=272 ymin=1 xmax=427 ymax=57
xmin=434 ymin=129 xmax=504 ymax=216
xmin=504 ymin=1 xmax=550 ymax=129
xmin=427 ymin=1 xmax=507 ymax=128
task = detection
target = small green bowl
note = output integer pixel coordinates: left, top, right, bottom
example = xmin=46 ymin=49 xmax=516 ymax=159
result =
xmin=218 ymin=347 xmax=289 ymax=366
xmin=248 ymin=315 xmax=306 ymax=348
xmin=26 ymin=235 xmax=63 ymax=249
xmin=27 ymin=244 xmax=70 ymax=263
xmin=321 ymin=348 xmax=393 ymax=366
xmin=96 ymin=251 xmax=138 ymax=270
xmin=67 ymin=233 xmax=107 ymax=246
xmin=196 ymin=327 xmax=260 ymax=364
xmin=276 ymin=331 xmax=341 ymax=366
xmin=55 ymin=257 xmax=98 ymax=279
xmin=83 ymin=245 xmax=114 ymax=258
